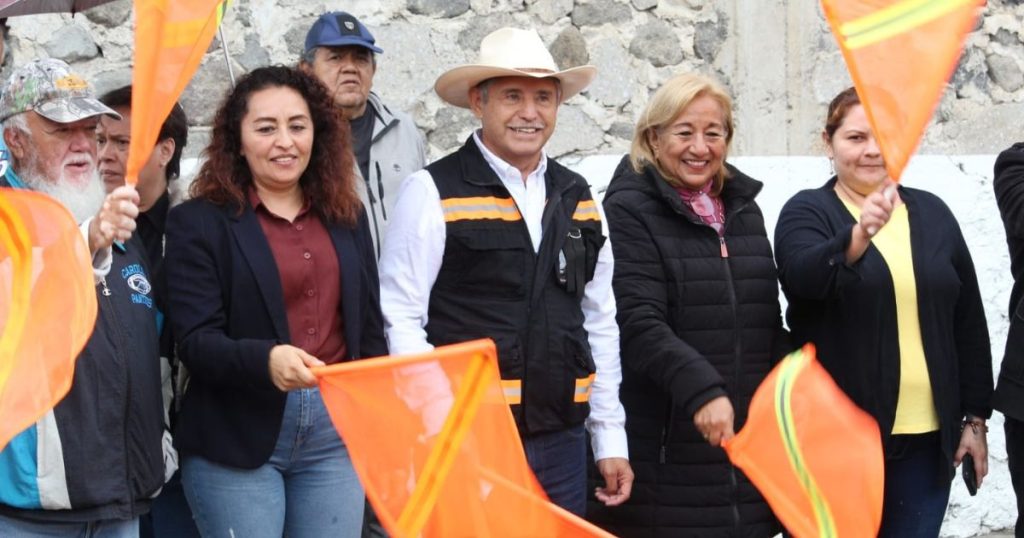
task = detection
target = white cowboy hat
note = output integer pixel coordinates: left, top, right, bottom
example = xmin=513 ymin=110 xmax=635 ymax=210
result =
xmin=434 ymin=27 xmax=597 ymax=108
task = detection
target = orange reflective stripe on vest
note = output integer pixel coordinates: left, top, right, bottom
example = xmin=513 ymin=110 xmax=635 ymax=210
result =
xmin=571 ymin=199 xmax=600 ymax=222
xmin=574 ymin=374 xmax=596 ymax=403
xmin=441 ymin=196 xmax=522 ymax=222
xmin=500 ymin=379 xmax=522 ymax=405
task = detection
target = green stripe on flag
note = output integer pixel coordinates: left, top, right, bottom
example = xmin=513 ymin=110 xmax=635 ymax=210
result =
xmin=840 ymin=0 xmax=975 ymax=49
xmin=774 ymin=350 xmax=837 ymax=537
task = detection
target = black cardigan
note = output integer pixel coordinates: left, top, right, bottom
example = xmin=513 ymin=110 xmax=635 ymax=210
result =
xmin=993 ymin=143 xmax=1024 ymax=421
xmin=774 ymin=178 xmax=993 ymax=481
xmin=587 ymin=156 xmax=787 ymax=537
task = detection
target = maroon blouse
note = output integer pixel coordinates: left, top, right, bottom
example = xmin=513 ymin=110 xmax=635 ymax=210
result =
xmin=249 ymin=189 xmax=347 ymax=364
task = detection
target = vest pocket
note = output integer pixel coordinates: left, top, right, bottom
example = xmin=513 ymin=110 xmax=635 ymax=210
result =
xmin=442 ymin=231 xmax=528 ymax=296
xmin=495 ymin=335 xmax=524 ymax=406
xmin=565 ymin=333 xmax=597 ymax=405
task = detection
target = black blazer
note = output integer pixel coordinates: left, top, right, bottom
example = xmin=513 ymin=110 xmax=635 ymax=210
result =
xmin=164 ymin=197 xmax=387 ymax=469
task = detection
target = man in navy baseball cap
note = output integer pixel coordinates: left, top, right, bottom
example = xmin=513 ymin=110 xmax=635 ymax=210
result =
xmin=304 ymin=11 xmax=383 ymax=54
xmin=299 ymin=11 xmax=426 ymax=257
xmin=301 ymin=11 xmax=382 ymax=119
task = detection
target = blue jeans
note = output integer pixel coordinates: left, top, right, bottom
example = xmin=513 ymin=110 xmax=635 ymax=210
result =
xmin=0 ymin=514 xmax=138 ymax=537
xmin=181 ymin=388 xmax=364 ymax=538
xmin=146 ymin=470 xmax=199 ymax=537
xmin=879 ymin=432 xmax=951 ymax=538
xmin=522 ymin=424 xmax=587 ymax=516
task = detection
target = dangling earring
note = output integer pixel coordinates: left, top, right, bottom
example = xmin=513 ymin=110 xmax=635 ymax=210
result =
xmin=828 ymin=158 xmax=835 ymax=175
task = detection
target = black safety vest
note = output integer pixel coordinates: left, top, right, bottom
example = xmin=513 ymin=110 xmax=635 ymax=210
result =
xmin=425 ymin=137 xmax=606 ymax=437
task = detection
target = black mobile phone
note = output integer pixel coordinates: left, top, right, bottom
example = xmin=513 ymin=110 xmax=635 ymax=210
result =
xmin=962 ymin=453 xmax=978 ymax=496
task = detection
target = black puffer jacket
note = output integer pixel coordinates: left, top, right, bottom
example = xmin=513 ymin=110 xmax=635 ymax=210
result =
xmin=587 ymin=156 xmax=788 ymax=537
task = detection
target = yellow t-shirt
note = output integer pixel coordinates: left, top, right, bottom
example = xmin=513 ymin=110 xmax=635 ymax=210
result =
xmin=842 ymin=200 xmax=940 ymax=433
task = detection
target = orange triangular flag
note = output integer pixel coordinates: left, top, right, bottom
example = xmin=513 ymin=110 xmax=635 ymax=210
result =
xmin=822 ymin=0 xmax=985 ymax=181
xmin=723 ymin=344 xmax=884 ymax=538
xmin=315 ymin=340 xmax=613 ymax=538
xmin=0 ymin=188 xmax=96 ymax=451
xmin=127 ymin=0 xmax=230 ymax=186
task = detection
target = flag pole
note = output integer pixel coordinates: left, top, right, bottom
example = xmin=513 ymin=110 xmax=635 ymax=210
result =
xmin=217 ymin=25 xmax=236 ymax=87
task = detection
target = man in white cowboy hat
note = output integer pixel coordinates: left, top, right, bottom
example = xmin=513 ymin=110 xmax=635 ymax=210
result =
xmin=0 ymin=58 xmax=167 ymax=537
xmin=379 ymin=27 xmax=633 ymax=515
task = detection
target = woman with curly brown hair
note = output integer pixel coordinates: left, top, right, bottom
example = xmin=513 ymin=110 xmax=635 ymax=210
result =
xmin=163 ymin=65 xmax=386 ymax=538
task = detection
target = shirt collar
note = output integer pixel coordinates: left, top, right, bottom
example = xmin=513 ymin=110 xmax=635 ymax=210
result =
xmin=471 ymin=130 xmax=548 ymax=184
xmin=247 ymin=185 xmax=311 ymax=219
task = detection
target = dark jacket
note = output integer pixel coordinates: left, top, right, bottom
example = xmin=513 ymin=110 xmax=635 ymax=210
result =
xmin=774 ymin=178 xmax=993 ymax=480
xmin=423 ymin=137 xmax=605 ymax=437
xmin=0 ymin=237 xmax=165 ymax=523
xmin=994 ymin=143 xmax=1024 ymax=421
xmin=164 ymin=198 xmax=387 ymax=469
xmin=587 ymin=156 xmax=787 ymax=537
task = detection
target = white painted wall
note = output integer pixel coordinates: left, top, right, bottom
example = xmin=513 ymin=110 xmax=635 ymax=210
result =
xmin=565 ymin=153 xmax=1016 ymax=536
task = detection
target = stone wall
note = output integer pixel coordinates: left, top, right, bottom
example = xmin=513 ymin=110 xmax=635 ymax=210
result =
xmin=5 ymin=1 xmax=1022 ymax=535
xmin=5 ymin=0 xmax=1024 ymax=162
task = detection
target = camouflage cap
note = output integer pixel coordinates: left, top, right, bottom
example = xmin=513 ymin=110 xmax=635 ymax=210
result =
xmin=0 ymin=58 xmax=120 ymax=124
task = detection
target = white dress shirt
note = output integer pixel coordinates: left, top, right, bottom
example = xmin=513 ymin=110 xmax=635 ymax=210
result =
xmin=379 ymin=132 xmax=628 ymax=461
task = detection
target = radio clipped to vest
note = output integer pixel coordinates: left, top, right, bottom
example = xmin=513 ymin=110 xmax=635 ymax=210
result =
xmin=558 ymin=227 xmax=588 ymax=299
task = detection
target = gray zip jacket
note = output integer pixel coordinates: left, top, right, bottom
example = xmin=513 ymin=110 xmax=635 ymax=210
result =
xmin=356 ymin=92 xmax=427 ymax=257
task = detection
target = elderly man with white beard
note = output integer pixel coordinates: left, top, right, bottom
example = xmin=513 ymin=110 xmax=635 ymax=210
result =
xmin=0 ymin=58 xmax=168 ymax=538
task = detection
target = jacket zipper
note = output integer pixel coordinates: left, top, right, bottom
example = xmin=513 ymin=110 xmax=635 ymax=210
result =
xmin=718 ymin=239 xmax=742 ymax=530
xmin=659 ymin=399 xmax=675 ymax=464
xmin=719 ymin=201 xmax=749 ymax=532
xmin=517 ymin=177 xmax=576 ymax=434
xmin=364 ymin=174 xmax=382 ymax=259
xmin=375 ymin=161 xmax=387 ymax=221
xmin=513 ymin=191 xmax=534 ymax=433
xmin=101 ymin=276 xmax=136 ymax=516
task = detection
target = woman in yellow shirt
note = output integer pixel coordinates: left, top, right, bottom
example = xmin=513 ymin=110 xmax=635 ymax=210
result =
xmin=774 ymin=87 xmax=993 ymax=537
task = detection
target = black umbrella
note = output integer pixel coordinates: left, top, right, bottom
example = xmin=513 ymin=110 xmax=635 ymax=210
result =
xmin=0 ymin=0 xmax=118 ymax=17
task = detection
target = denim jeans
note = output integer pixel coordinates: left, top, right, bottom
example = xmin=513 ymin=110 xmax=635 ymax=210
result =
xmin=182 ymin=388 xmax=364 ymax=538
xmin=522 ymin=424 xmax=587 ymax=516
xmin=879 ymin=432 xmax=952 ymax=538
xmin=0 ymin=514 xmax=138 ymax=537
xmin=144 ymin=470 xmax=199 ymax=537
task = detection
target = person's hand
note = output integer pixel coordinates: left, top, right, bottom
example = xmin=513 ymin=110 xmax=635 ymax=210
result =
xmin=268 ymin=344 xmax=324 ymax=391
xmin=594 ymin=457 xmax=634 ymax=506
xmin=858 ymin=182 xmax=898 ymax=237
xmin=694 ymin=396 xmax=735 ymax=446
xmin=88 ymin=185 xmax=139 ymax=254
xmin=954 ymin=418 xmax=989 ymax=488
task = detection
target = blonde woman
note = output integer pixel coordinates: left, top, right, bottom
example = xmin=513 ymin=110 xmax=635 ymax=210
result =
xmin=588 ymin=72 xmax=788 ymax=536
